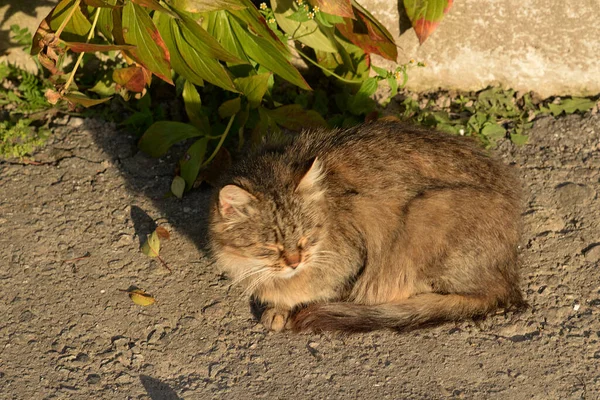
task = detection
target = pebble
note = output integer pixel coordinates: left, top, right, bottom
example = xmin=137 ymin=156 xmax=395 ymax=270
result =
xmin=583 ymin=244 xmax=600 ymax=262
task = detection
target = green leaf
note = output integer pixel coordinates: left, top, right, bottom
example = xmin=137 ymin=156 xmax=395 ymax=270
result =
xmin=347 ymin=77 xmax=378 ymax=115
xmin=205 ymin=11 xmax=250 ymax=63
xmin=83 ymin=0 xmax=119 ymax=7
xmin=154 ymin=12 xmax=205 ymax=87
xmin=177 ymin=11 xmax=243 ymax=63
xmin=180 ymin=137 xmax=209 ymax=190
xmin=121 ymin=2 xmax=173 ymax=84
xmin=387 ymin=76 xmax=398 ymax=96
xmin=252 ymin=106 xmax=281 ymax=143
xmin=319 ymin=12 xmax=345 ymax=25
xmin=272 ymin=0 xmax=337 ymax=53
xmin=138 ymin=121 xmax=203 ymax=157
xmin=171 ymin=175 xmax=186 ymax=198
xmin=265 ymin=104 xmax=328 ymax=131
xmin=356 ymin=77 xmax=378 ymax=96
xmin=159 ymin=10 xmax=241 ymax=91
xmin=286 ymin=8 xmax=311 ymax=22
xmin=372 ymin=65 xmax=388 ymax=77
xmin=510 ymin=133 xmax=529 ymax=146
xmin=49 ymin=0 xmax=92 ymax=39
xmin=97 ymin=7 xmax=115 ymax=41
xmin=89 ymin=78 xmax=116 ymax=97
xmin=173 ymin=29 xmax=237 ymax=92
xmin=182 ymin=80 xmax=211 ymax=132
xmin=230 ymin=0 xmax=288 ymax=54
xmin=219 ymin=97 xmax=242 ymax=118
xmin=141 ymin=230 xmax=161 ymax=257
xmin=63 ymin=92 xmax=112 ymax=107
xmin=403 ymin=0 xmax=453 ymax=44
xmin=481 ymin=123 xmax=506 ymax=140
xmin=172 ymin=0 xmax=247 ymax=12
xmin=547 ymin=98 xmax=595 ymax=116
xmin=228 ymin=15 xmax=310 ymax=90
xmin=234 ymin=73 xmax=271 ymax=108
xmin=131 ymin=0 xmax=178 ymax=17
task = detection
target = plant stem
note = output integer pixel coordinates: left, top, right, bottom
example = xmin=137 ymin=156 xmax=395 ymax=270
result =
xmin=62 ymin=7 xmax=101 ymax=94
xmin=296 ymin=49 xmax=364 ymax=84
xmin=55 ymin=0 xmax=82 ymax=39
xmin=202 ymin=114 xmax=235 ymax=167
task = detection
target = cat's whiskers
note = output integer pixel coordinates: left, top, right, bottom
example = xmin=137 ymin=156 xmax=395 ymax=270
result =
xmin=241 ymin=271 xmax=276 ymax=298
xmin=229 ymin=267 xmax=270 ymax=287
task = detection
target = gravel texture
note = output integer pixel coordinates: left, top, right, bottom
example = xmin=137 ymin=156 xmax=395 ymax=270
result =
xmin=0 ymin=114 xmax=599 ymax=399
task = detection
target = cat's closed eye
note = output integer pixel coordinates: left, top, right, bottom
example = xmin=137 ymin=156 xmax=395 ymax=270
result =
xmin=255 ymin=248 xmax=280 ymax=258
xmin=299 ymin=234 xmax=319 ymax=249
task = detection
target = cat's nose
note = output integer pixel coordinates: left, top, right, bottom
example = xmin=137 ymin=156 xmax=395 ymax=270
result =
xmin=283 ymin=251 xmax=301 ymax=269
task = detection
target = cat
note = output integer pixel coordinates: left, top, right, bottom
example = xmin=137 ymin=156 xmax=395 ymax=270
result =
xmin=208 ymin=121 xmax=524 ymax=333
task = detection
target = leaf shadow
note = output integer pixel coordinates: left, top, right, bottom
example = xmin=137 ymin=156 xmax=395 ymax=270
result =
xmin=130 ymin=205 xmax=157 ymax=248
xmin=396 ymin=1 xmax=414 ymax=36
xmin=140 ymin=375 xmax=182 ymax=400
xmin=0 ymin=0 xmax=57 ymax=53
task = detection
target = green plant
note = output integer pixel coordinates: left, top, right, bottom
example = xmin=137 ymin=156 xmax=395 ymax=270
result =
xmin=0 ymin=47 xmax=56 ymax=159
xmin=397 ymin=88 xmax=597 ymax=148
xmin=0 ymin=119 xmax=50 ymax=159
xmin=10 ymin=24 xmax=34 ymax=51
xmin=31 ymin=0 xmax=453 ymax=196
xmin=0 ymin=63 xmax=51 ymax=113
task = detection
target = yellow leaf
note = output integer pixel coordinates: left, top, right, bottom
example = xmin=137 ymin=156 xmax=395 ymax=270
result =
xmin=141 ymin=230 xmax=160 ymax=257
xmin=129 ymin=289 xmax=156 ymax=306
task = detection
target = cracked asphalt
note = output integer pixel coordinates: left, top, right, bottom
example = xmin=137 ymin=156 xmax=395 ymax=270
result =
xmin=0 ymin=114 xmax=599 ymax=399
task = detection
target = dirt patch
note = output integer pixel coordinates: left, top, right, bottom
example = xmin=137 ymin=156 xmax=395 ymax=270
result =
xmin=1 ymin=114 xmax=599 ymax=399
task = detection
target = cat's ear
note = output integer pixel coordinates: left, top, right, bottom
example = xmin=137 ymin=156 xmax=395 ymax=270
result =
xmin=296 ymin=157 xmax=325 ymax=194
xmin=219 ymin=185 xmax=255 ymax=217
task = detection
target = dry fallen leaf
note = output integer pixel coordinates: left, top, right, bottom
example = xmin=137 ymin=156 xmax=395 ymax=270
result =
xmin=155 ymin=226 xmax=170 ymax=240
xmin=128 ymin=289 xmax=156 ymax=306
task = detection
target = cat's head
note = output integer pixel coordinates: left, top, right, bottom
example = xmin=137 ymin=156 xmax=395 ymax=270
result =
xmin=210 ymin=158 xmax=328 ymax=279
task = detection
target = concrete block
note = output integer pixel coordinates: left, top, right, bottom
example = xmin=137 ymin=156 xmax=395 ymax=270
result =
xmin=367 ymin=0 xmax=600 ymax=98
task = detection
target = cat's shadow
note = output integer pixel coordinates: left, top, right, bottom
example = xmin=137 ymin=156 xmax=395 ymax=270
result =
xmin=140 ymin=375 xmax=181 ymax=400
xmin=249 ymin=296 xmax=267 ymax=322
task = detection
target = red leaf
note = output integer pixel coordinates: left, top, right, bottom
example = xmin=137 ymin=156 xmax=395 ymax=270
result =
xmin=403 ymin=0 xmax=453 ymax=44
xmin=113 ymin=66 xmax=152 ymax=92
xmin=336 ymin=9 xmax=397 ymax=61
xmin=155 ymin=226 xmax=171 ymax=240
xmin=412 ymin=18 xmax=439 ymax=45
xmin=309 ymin=0 xmax=354 ymax=18
xmin=66 ymin=43 xmax=136 ymax=52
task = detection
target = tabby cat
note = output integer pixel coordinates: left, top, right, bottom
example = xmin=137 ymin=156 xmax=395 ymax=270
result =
xmin=209 ymin=121 xmax=523 ymax=332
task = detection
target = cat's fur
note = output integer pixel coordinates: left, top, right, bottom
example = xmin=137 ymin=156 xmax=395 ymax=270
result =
xmin=209 ymin=121 xmax=523 ymax=333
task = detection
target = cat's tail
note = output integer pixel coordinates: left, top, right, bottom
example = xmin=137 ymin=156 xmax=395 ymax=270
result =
xmin=292 ymin=292 xmax=525 ymax=333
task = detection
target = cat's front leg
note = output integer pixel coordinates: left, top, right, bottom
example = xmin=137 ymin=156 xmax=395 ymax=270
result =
xmin=260 ymin=305 xmax=292 ymax=332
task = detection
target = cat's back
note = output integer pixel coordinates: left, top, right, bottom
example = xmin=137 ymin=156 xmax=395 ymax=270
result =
xmin=289 ymin=121 xmax=518 ymax=195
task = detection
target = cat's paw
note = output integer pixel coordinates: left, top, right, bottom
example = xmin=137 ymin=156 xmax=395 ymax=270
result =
xmin=260 ymin=307 xmax=291 ymax=332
